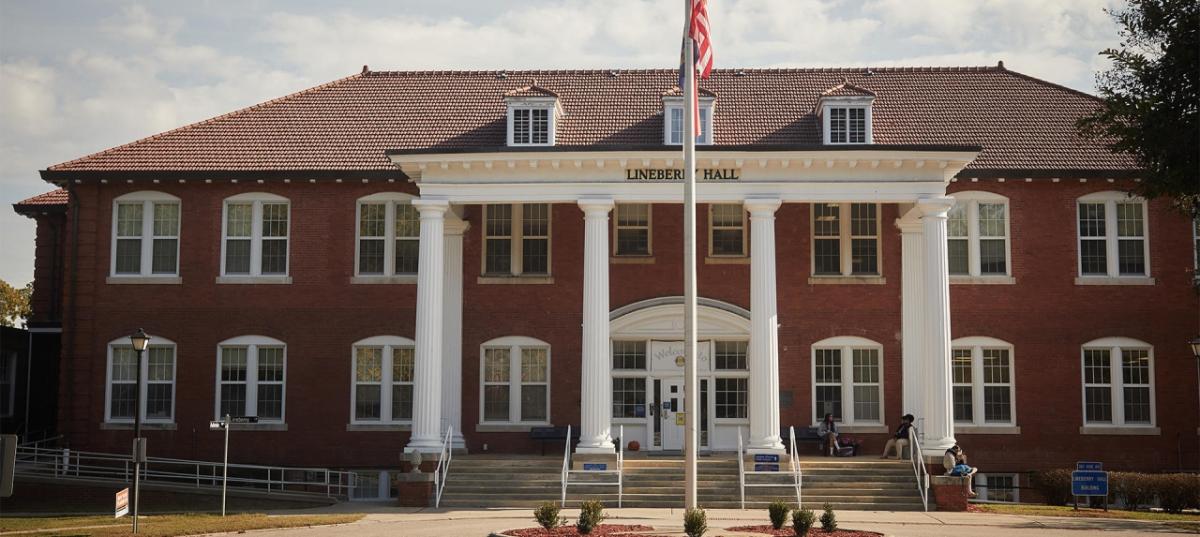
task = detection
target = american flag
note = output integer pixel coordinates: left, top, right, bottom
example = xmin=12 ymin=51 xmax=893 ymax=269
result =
xmin=679 ymin=0 xmax=713 ymax=137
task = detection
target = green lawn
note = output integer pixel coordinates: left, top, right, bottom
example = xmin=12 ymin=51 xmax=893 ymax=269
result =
xmin=0 ymin=513 xmax=364 ymax=536
xmin=976 ymin=503 xmax=1200 ymax=532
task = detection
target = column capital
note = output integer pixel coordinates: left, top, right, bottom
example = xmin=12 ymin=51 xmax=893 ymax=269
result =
xmin=744 ymin=198 xmax=782 ymax=215
xmin=915 ymin=197 xmax=955 ymax=219
xmin=444 ymin=218 xmax=471 ymax=236
xmin=412 ymin=199 xmax=451 ymax=215
xmin=577 ymin=198 xmax=615 ymax=214
xmin=895 ymin=206 xmax=925 ymax=233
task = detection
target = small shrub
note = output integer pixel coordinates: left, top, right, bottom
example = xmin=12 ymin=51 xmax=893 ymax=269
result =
xmin=533 ymin=501 xmax=562 ymax=529
xmin=791 ymin=507 xmax=816 ymax=537
xmin=575 ymin=500 xmax=606 ymax=535
xmin=768 ymin=501 xmax=791 ymax=529
xmin=1030 ymin=469 xmax=1073 ymax=506
xmin=1153 ymin=473 xmax=1200 ymax=514
xmin=819 ymin=503 xmax=837 ymax=533
xmin=1110 ymin=472 xmax=1153 ymax=511
xmin=683 ymin=507 xmax=707 ymax=537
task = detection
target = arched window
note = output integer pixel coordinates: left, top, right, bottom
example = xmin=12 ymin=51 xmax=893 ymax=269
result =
xmin=947 ymin=191 xmax=1011 ymax=279
xmin=950 ymin=336 xmax=1016 ymax=427
xmin=110 ymin=191 xmax=180 ymax=279
xmin=105 ymin=335 xmax=176 ymax=423
xmin=1076 ymin=191 xmax=1150 ymax=280
xmin=215 ymin=335 xmax=287 ymax=422
xmin=220 ymin=193 xmax=290 ymax=281
xmin=355 ymin=193 xmax=419 ymax=280
xmin=811 ymin=336 xmax=883 ymax=425
xmin=349 ymin=336 xmax=415 ymax=424
xmin=480 ymin=336 xmax=550 ymax=425
xmin=1081 ymin=337 xmax=1155 ymax=428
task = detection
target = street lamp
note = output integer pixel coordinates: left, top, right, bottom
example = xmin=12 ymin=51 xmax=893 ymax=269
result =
xmin=129 ymin=328 xmax=150 ymax=533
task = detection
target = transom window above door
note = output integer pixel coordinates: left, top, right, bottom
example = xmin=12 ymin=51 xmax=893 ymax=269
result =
xmin=355 ymin=193 xmax=419 ymax=281
xmin=483 ymin=204 xmax=551 ymax=278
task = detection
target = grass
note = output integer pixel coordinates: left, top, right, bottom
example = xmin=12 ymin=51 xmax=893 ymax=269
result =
xmin=975 ymin=503 xmax=1200 ymax=532
xmin=0 ymin=513 xmax=364 ymax=536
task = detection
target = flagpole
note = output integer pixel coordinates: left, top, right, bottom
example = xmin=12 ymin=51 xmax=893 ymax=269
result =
xmin=682 ymin=0 xmax=699 ymax=512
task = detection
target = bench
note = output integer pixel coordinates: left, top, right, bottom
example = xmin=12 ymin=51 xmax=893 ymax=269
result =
xmin=530 ymin=426 xmax=581 ymax=455
xmin=783 ymin=427 xmax=824 ymax=453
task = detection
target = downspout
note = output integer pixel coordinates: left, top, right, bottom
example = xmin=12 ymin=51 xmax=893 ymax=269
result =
xmin=24 ymin=330 xmax=32 ymax=436
xmin=62 ymin=183 xmax=80 ymax=445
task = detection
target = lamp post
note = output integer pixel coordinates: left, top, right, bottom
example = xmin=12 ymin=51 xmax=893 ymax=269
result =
xmin=129 ymin=329 xmax=150 ymax=533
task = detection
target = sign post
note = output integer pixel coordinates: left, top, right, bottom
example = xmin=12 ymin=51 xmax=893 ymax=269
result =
xmin=115 ymin=487 xmax=130 ymax=518
xmin=210 ymin=415 xmax=258 ymax=516
xmin=1071 ymin=461 xmax=1108 ymax=511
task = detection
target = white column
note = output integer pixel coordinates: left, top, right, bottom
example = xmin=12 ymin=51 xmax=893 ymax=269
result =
xmin=577 ymin=198 xmax=616 ymax=454
xmin=746 ymin=199 xmax=785 ymax=452
xmin=441 ymin=216 xmax=469 ymax=450
xmin=897 ymin=207 xmax=926 ymax=420
xmin=406 ymin=200 xmax=448 ymax=453
xmin=917 ymin=198 xmax=957 ymax=455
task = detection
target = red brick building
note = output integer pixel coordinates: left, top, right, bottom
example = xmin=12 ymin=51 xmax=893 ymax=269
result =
xmin=14 ymin=66 xmax=1200 ymax=502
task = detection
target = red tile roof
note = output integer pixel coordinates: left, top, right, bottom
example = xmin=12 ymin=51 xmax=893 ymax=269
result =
xmin=43 ymin=66 xmax=1135 ymax=175
xmin=822 ymin=79 xmax=877 ymax=97
xmin=13 ymin=188 xmax=68 ymax=214
xmin=504 ymin=83 xmax=560 ymax=98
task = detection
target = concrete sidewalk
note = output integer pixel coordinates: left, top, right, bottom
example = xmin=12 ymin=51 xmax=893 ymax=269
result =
xmin=251 ymin=504 xmax=1194 ymax=537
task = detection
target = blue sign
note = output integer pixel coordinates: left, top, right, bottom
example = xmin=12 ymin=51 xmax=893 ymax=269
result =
xmin=1076 ymin=461 xmax=1102 ymax=471
xmin=755 ymin=463 xmax=780 ymax=472
xmin=754 ymin=454 xmax=780 ymax=463
xmin=1071 ymin=470 xmax=1109 ymax=496
xmin=583 ymin=463 xmax=607 ymax=471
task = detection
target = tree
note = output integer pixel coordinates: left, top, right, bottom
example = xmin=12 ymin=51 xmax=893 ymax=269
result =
xmin=0 ymin=279 xmax=32 ymax=327
xmin=1078 ymin=0 xmax=1199 ymax=214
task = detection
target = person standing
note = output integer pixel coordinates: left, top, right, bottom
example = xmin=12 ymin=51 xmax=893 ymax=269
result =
xmin=880 ymin=414 xmax=915 ymax=459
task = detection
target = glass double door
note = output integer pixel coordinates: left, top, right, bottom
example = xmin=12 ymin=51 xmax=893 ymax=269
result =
xmin=653 ymin=378 xmax=708 ymax=451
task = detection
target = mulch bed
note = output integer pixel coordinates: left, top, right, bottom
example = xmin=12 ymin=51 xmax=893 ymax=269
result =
xmin=726 ymin=525 xmax=883 ymax=537
xmin=502 ymin=524 xmax=655 ymax=537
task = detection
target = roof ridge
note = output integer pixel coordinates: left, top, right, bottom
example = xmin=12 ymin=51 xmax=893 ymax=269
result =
xmin=364 ymin=66 xmax=1005 ymax=76
xmin=995 ymin=65 xmax=1102 ymax=102
xmin=46 ymin=71 xmax=367 ymax=171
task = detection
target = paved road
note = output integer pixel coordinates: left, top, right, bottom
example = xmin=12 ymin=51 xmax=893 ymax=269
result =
xmin=246 ymin=505 xmax=1193 ymax=537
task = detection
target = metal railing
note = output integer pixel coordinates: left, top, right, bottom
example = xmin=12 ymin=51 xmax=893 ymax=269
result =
xmin=14 ymin=446 xmax=356 ymax=499
xmin=559 ymin=425 xmax=623 ymax=508
xmin=737 ymin=427 xmax=800 ymax=509
xmin=737 ymin=428 xmax=746 ymax=509
xmin=17 ymin=433 xmax=62 ymax=450
xmin=907 ymin=426 xmax=930 ymax=512
xmin=788 ymin=425 xmax=803 ymax=508
xmin=433 ymin=426 xmax=453 ymax=508
xmin=560 ymin=425 xmax=572 ymax=507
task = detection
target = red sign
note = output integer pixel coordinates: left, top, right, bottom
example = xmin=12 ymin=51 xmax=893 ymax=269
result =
xmin=115 ymin=488 xmax=129 ymax=518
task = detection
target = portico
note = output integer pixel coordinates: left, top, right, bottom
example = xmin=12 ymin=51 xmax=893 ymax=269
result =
xmin=391 ymin=148 xmax=977 ymax=457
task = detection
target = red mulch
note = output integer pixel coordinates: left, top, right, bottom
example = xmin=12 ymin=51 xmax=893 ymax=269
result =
xmin=965 ymin=503 xmax=985 ymax=513
xmin=503 ymin=524 xmax=655 ymax=537
xmin=726 ymin=525 xmax=883 ymax=537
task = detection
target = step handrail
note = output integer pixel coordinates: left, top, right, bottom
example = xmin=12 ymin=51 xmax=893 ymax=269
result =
xmin=789 ymin=425 xmax=802 ymax=508
xmin=433 ymin=425 xmax=453 ymax=508
xmin=616 ymin=425 xmax=624 ymax=508
xmin=737 ymin=427 xmax=745 ymax=509
xmin=560 ymin=424 xmax=572 ymax=507
xmin=907 ymin=426 xmax=930 ymax=512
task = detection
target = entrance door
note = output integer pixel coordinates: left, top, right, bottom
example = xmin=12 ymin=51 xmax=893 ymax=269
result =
xmin=660 ymin=379 xmax=685 ymax=450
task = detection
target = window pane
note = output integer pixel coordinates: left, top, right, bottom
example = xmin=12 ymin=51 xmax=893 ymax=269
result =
xmin=522 ymin=238 xmax=549 ymax=274
xmin=669 ymin=107 xmax=682 ymax=144
xmin=110 ymin=384 xmax=136 ymax=419
xmin=521 ymin=348 xmax=548 ymax=382
xmin=711 ymin=230 xmax=743 ymax=256
xmin=226 ymin=203 xmax=252 ymax=237
xmin=715 ymin=341 xmax=747 ymax=370
xmin=359 ymin=239 xmax=385 ymax=274
xmin=395 ymin=204 xmax=420 ymax=237
xmin=979 ymin=239 xmax=1007 ymax=275
xmin=484 ymin=348 xmax=510 ymax=382
xmin=617 ymin=204 xmax=649 ymax=226
xmin=147 ymin=348 xmax=174 ymax=381
xmin=1083 ymin=349 xmax=1111 ymax=384
xmin=151 ymin=239 xmax=177 ymax=274
xmin=813 ymin=204 xmax=840 ymax=236
xmin=711 ymin=204 xmax=743 ymax=227
xmin=257 ymin=384 xmax=283 ymax=419
xmin=1084 ymin=386 xmax=1112 ymax=423
xmin=359 ymin=203 xmax=386 ymax=237
xmin=220 ymin=384 xmax=246 ymax=418
xmin=513 ymin=109 xmax=530 ymax=144
xmin=986 ymin=475 xmax=1016 ymax=502
xmin=982 ymin=349 xmax=1010 ymax=384
xmin=395 ymin=239 xmax=419 ymax=274
xmin=485 ymin=239 xmax=511 ymax=274
xmin=1123 ymin=387 xmax=1151 ymax=424
xmin=523 ymin=204 xmax=549 ymax=236
xmin=483 ymin=386 xmax=509 ymax=421
xmin=392 ymin=384 xmax=413 ymax=420
xmin=153 ymin=203 xmax=179 ymax=236
xmin=978 ymin=203 xmax=1006 ymax=237
xmin=947 ymin=204 xmax=968 ymax=237
xmin=829 ymin=108 xmax=847 ymax=143
xmin=393 ymin=348 xmax=415 ymax=382
xmin=117 ymin=203 xmax=144 ymax=237
xmin=612 ymin=378 xmax=647 ymax=418
xmin=952 ymin=349 xmax=972 ymax=383
xmin=815 ymin=386 xmax=842 ymax=422
xmin=261 ymin=239 xmax=288 ymax=274
xmin=616 ymin=229 xmax=650 ymax=256
xmin=356 ymin=348 xmax=383 ymax=382
xmin=355 ymin=385 xmax=381 ymax=420
xmin=850 ymin=204 xmax=876 ymax=236
xmin=848 ymin=108 xmax=865 ymax=143
xmin=220 ymin=348 xmax=248 ymax=381
xmin=853 ymin=385 xmax=880 ymax=422
xmin=953 ymin=386 xmax=973 ymax=422
xmin=1116 ymin=203 xmax=1143 ymax=237
xmin=257 ymin=348 xmax=285 ymax=382
xmin=225 ymin=239 xmax=251 ymax=274
xmin=520 ymin=385 xmax=547 ymax=421
xmin=850 ymin=238 xmax=877 ymax=274
xmin=814 ymin=239 xmax=840 ymax=275
xmin=1080 ymin=240 xmax=1107 ymax=275
xmin=262 ymin=203 xmax=288 ymax=237
xmin=531 ymin=108 xmax=549 ymax=144
xmin=1117 ymin=239 xmax=1145 ymax=275
xmin=1078 ymin=203 xmax=1106 ymax=237
xmin=948 ymin=239 xmax=969 ymax=275
xmin=715 ymin=378 xmax=748 ymax=419
xmin=814 ymin=349 xmax=841 ymax=383
xmin=145 ymin=383 xmax=172 ymax=419
xmin=612 ymin=341 xmax=647 ymax=370
xmin=111 ymin=348 xmax=136 ymax=382
xmin=486 ymin=205 xmax=512 ymax=236
xmin=852 ymin=349 xmax=879 ymax=383
xmin=983 ymin=386 xmax=1011 ymax=422
xmin=698 ymin=106 xmax=711 ymax=145
xmin=115 ymin=239 xmax=142 ymax=274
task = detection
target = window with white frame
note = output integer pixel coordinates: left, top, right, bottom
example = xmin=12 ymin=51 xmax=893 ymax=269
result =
xmin=948 ymin=193 xmax=1011 ymax=277
xmin=1077 ymin=192 xmax=1149 ymax=278
xmin=222 ymin=193 xmax=290 ymax=278
xmin=714 ymin=341 xmax=749 ymax=420
xmin=483 ymin=204 xmax=551 ymax=276
xmin=350 ymin=336 xmax=415 ymax=424
xmin=506 ymin=100 xmax=557 ymax=146
xmin=612 ymin=341 xmax=647 ymax=419
xmin=821 ymin=97 xmax=873 ymax=145
xmin=1 ymin=351 xmax=17 ymax=418
xmin=1081 ymin=337 xmax=1154 ymax=427
xmin=975 ymin=473 xmax=1019 ymax=502
xmin=614 ymin=204 xmax=652 ymax=256
xmin=216 ymin=336 xmax=286 ymax=422
xmin=812 ymin=203 xmax=880 ymax=276
xmin=709 ymin=204 xmax=746 ymax=257
xmin=664 ymin=101 xmax=714 ymax=145
xmin=106 ymin=336 xmax=175 ymax=423
xmin=356 ymin=194 xmax=419 ymax=277
xmin=111 ymin=192 xmax=180 ymax=277
xmin=481 ymin=337 xmax=550 ymax=424
xmin=951 ymin=337 xmax=1015 ymax=426
xmin=812 ymin=337 xmax=883 ymax=424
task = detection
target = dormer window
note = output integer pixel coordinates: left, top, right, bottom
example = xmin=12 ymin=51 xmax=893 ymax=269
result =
xmin=819 ymin=80 xmax=875 ymax=145
xmin=663 ymin=87 xmax=716 ymax=145
xmin=504 ymin=83 xmax=561 ymax=147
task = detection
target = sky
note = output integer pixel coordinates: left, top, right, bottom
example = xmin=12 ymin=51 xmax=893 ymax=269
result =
xmin=0 ymin=0 xmax=1124 ymax=286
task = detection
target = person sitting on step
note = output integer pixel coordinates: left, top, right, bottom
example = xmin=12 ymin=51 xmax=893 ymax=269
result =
xmin=943 ymin=444 xmax=978 ymax=497
xmin=880 ymin=414 xmax=915 ymax=460
xmin=817 ymin=413 xmax=839 ymax=456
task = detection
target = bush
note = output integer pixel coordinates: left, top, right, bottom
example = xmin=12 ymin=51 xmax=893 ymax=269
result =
xmin=1030 ymin=469 xmax=1073 ymax=506
xmin=683 ymin=508 xmax=707 ymax=537
xmin=1152 ymin=473 xmax=1200 ymax=514
xmin=792 ymin=507 xmax=816 ymax=537
xmin=819 ymin=503 xmax=837 ymax=533
xmin=533 ymin=501 xmax=562 ymax=529
xmin=768 ymin=501 xmax=791 ymax=529
xmin=1110 ymin=472 xmax=1154 ymax=511
xmin=576 ymin=500 xmax=606 ymax=535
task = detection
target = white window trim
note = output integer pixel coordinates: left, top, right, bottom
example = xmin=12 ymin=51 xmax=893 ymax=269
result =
xmin=219 ymin=192 xmax=291 ymax=282
xmin=810 ymin=203 xmax=881 ymax=277
xmin=707 ymin=203 xmax=747 ymax=258
xmin=821 ymin=97 xmax=874 ymax=145
xmin=663 ymin=99 xmax=715 ymax=146
xmin=712 ymin=340 xmax=750 ymax=423
xmin=104 ymin=335 xmax=177 ymax=424
xmin=811 ymin=336 xmax=884 ymax=426
xmin=974 ymin=473 xmax=1020 ymax=503
xmin=480 ymin=203 xmax=553 ymax=277
xmin=349 ymin=335 xmax=416 ymax=425
xmin=109 ymin=191 xmax=181 ymax=279
xmin=478 ymin=336 xmax=551 ymax=426
xmin=214 ymin=335 xmax=287 ymax=424
xmin=506 ymin=99 xmax=558 ymax=147
xmin=1079 ymin=337 xmax=1156 ymax=429
xmin=951 ymin=336 xmax=1017 ymax=428
xmin=353 ymin=193 xmax=418 ymax=281
xmin=948 ymin=192 xmax=1012 ymax=279
xmin=612 ymin=203 xmax=653 ymax=257
xmin=1075 ymin=191 xmax=1151 ymax=282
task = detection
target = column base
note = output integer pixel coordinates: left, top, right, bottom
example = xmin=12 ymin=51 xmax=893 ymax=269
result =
xmin=404 ymin=439 xmax=446 ymax=454
xmin=574 ymin=445 xmax=616 ymax=455
xmin=920 ymin=436 xmax=957 ymax=458
xmin=746 ymin=446 xmax=787 ymax=456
